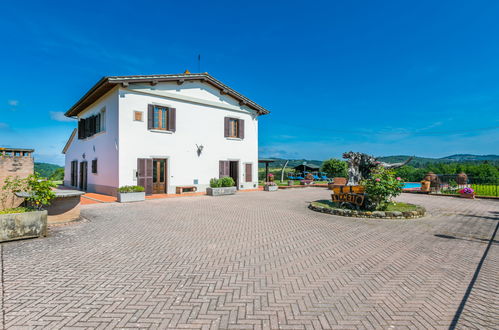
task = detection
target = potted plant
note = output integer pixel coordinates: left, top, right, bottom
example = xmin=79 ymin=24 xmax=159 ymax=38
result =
xmin=117 ymin=185 xmax=145 ymax=202
xmin=206 ymin=177 xmax=237 ymax=196
xmin=264 ymin=181 xmax=278 ymax=191
xmin=1 ymin=174 xmax=55 ymax=242
xmin=458 ymin=187 xmax=475 ymax=199
xmin=420 ymin=180 xmax=431 ymax=192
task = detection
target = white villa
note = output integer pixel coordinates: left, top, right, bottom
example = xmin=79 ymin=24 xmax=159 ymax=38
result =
xmin=62 ymin=72 xmax=270 ymax=196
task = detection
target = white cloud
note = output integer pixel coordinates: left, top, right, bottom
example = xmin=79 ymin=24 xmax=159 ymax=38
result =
xmin=49 ymin=111 xmax=74 ymax=122
xmin=8 ymin=100 xmax=19 ymax=106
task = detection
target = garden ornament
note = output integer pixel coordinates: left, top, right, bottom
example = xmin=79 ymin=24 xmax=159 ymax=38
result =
xmin=342 ymin=151 xmax=413 ymax=186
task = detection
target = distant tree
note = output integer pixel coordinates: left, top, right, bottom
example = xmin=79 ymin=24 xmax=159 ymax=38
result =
xmin=49 ymin=168 xmax=64 ymax=181
xmin=321 ymin=159 xmax=347 ymax=178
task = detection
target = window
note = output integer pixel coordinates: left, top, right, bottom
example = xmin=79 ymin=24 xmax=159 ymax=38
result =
xmin=245 ymin=163 xmax=253 ymax=182
xmin=78 ymin=108 xmax=105 ymax=139
xmin=147 ymin=105 xmax=176 ymax=131
xmin=91 ymin=159 xmax=98 ymax=174
xmin=224 ymin=117 xmax=245 ymax=139
xmin=134 ymin=111 xmax=143 ymax=121
xmin=228 ymin=118 xmax=239 ymax=137
xmin=154 ymin=106 xmax=168 ymax=130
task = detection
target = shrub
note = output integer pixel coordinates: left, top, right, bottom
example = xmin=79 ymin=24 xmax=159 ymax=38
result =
xmin=118 ymin=185 xmax=145 ymax=193
xmin=0 ymin=176 xmax=28 ymax=210
xmin=210 ymin=177 xmax=235 ymax=188
xmin=24 ymin=174 xmax=56 ymax=210
xmin=0 ymin=173 xmax=56 ymax=211
xmin=220 ymin=177 xmax=235 ymax=187
xmin=360 ymin=167 xmax=403 ymax=210
xmin=210 ymin=178 xmax=222 ymax=188
xmin=321 ymin=159 xmax=348 ymax=178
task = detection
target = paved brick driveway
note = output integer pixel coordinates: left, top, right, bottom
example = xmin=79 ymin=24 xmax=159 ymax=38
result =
xmin=1 ymin=189 xmax=498 ymax=329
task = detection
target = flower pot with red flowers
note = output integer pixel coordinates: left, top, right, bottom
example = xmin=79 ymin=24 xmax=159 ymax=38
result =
xmin=459 ymin=187 xmax=475 ymax=199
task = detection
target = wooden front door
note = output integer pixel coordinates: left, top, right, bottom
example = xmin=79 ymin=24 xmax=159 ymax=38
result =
xmin=152 ymin=159 xmax=167 ymax=194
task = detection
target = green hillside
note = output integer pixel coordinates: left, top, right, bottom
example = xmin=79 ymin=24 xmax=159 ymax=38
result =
xmin=34 ymin=162 xmax=64 ymax=179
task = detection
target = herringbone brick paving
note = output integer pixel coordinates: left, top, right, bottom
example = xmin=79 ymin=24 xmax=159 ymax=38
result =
xmin=1 ymin=189 xmax=497 ymax=329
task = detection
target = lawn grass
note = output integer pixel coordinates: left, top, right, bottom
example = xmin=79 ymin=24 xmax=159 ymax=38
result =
xmin=0 ymin=207 xmax=34 ymax=215
xmin=471 ymin=184 xmax=499 ymax=197
xmin=312 ymin=200 xmax=419 ymax=212
xmin=384 ymin=202 xmax=419 ymax=212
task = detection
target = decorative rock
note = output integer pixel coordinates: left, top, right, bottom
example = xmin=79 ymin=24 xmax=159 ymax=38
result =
xmin=308 ymin=203 xmax=426 ymax=220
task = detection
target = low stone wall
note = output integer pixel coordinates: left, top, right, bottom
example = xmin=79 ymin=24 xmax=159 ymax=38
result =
xmin=47 ymin=195 xmax=82 ymax=224
xmin=0 ymin=210 xmax=47 ymax=242
xmin=308 ymin=203 xmax=426 ymax=219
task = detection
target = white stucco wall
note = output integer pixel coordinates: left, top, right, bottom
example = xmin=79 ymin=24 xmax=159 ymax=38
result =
xmin=117 ymin=80 xmax=260 ymax=193
xmin=63 ymin=88 xmax=120 ymax=195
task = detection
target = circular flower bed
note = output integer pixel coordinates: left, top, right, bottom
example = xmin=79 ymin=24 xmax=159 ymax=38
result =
xmin=309 ymin=200 xmax=426 ymax=219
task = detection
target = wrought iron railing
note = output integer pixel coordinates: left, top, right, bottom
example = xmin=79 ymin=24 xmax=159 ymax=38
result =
xmin=430 ymin=175 xmax=499 ymax=197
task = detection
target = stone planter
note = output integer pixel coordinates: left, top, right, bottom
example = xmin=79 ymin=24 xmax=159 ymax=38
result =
xmin=0 ymin=210 xmax=47 ymax=242
xmin=117 ymin=192 xmax=145 ymax=203
xmin=264 ymin=185 xmax=279 ymax=192
xmin=206 ymin=186 xmax=237 ymax=196
xmin=459 ymin=193 xmax=475 ymax=199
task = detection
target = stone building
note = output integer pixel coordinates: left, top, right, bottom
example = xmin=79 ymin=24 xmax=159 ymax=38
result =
xmin=0 ymin=147 xmax=34 ymax=209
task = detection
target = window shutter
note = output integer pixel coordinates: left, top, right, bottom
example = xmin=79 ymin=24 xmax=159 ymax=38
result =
xmin=168 ymin=108 xmax=176 ymax=132
xmin=84 ymin=118 xmax=90 ymax=138
xmin=245 ymin=164 xmax=252 ymax=182
xmin=224 ymin=117 xmax=229 ymax=137
xmin=148 ymin=105 xmax=154 ymax=129
xmin=137 ymin=158 xmax=153 ymax=195
xmin=78 ymin=121 xmax=83 ymax=139
xmin=219 ymin=160 xmax=230 ymax=178
xmin=95 ymin=113 xmax=101 ymax=133
xmin=238 ymin=119 xmax=245 ymax=139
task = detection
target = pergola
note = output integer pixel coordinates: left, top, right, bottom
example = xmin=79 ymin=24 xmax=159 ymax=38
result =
xmin=258 ymin=159 xmax=275 ymax=182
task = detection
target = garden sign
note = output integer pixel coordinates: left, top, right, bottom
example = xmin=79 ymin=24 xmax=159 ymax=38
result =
xmin=331 ymin=185 xmax=366 ymax=206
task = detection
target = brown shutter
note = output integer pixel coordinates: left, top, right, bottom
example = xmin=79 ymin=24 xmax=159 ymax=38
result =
xmin=84 ymin=118 xmax=90 ymax=137
xmin=137 ymin=158 xmax=153 ymax=195
xmin=78 ymin=120 xmax=83 ymax=139
xmin=224 ymin=117 xmax=229 ymax=137
xmin=168 ymin=108 xmax=176 ymax=131
xmin=148 ymin=105 xmax=154 ymax=129
xmin=245 ymin=163 xmax=252 ymax=182
xmin=238 ymin=119 xmax=244 ymax=139
xmin=219 ymin=161 xmax=230 ymax=178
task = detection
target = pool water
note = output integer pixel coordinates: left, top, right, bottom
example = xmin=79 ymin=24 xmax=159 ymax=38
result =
xmin=402 ymin=182 xmax=421 ymax=189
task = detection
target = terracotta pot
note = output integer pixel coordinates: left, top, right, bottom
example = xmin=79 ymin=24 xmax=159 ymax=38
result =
xmin=459 ymin=193 xmax=475 ymax=199
xmin=421 ymin=180 xmax=431 ymax=192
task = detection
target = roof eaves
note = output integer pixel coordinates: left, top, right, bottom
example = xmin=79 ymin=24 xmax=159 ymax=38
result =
xmin=65 ymin=73 xmax=270 ymax=117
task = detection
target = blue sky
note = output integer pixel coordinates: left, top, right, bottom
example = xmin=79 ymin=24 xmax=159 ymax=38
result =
xmin=1 ymin=0 xmax=498 ymax=165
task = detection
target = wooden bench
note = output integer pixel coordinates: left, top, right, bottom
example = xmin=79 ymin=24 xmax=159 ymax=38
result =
xmin=175 ymin=186 xmax=197 ymax=194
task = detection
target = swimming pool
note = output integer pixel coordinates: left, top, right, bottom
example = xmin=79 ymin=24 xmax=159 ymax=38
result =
xmin=402 ymin=182 xmax=421 ymax=189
